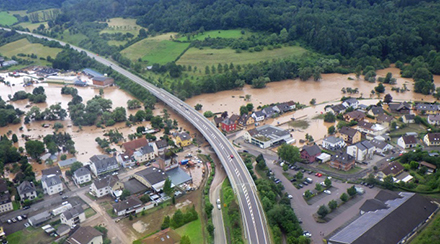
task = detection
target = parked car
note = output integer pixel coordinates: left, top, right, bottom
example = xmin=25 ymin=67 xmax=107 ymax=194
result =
xmin=287 ymin=194 xmax=293 ymax=199
xmin=23 ymin=206 xmax=30 ymax=210
xmin=324 ymin=190 xmax=331 ymax=195
xmin=369 ymin=184 xmax=375 ymax=188
xmin=302 ymin=181 xmax=308 ymax=186
xmin=290 ymin=178 xmax=297 ymax=182
xmin=12 ymin=218 xmax=17 ymax=223
xmin=303 ymin=231 xmax=312 ymax=238
xmin=22 ymin=214 xmax=27 ymax=219
xmin=17 ymin=216 xmax=22 ymax=221
xmin=315 ymin=173 xmax=322 ymax=177
xmin=62 ymin=196 xmax=68 ymax=200
xmin=217 ymin=204 xmax=221 ymax=210
xmin=217 ymin=199 xmax=221 ymax=204
xmin=298 ymin=184 xmax=304 ymax=188
xmin=307 ymin=170 xmax=313 ymax=174
xmin=7 ymin=219 xmax=11 ymax=224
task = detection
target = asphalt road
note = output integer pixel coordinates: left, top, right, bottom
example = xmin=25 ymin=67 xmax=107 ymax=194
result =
xmin=2 ymin=28 xmax=271 ymax=244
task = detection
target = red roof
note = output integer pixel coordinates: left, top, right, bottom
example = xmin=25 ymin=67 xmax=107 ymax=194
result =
xmin=123 ymin=138 xmax=149 ymax=156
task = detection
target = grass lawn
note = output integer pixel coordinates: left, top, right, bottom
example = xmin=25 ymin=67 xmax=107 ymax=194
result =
xmin=12 ymin=202 xmax=20 ymax=210
xmin=176 ymin=45 xmax=307 ymax=67
xmin=0 ymin=11 xmax=18 ymax=25
xmin=177 ymin=29 xmax=251 ymax=41
xmin=175 ymin=218 xmax=204 ymax=244
xmin=7 ymin=227 xmax=54 ymax=244
xmin=84 ymin=207 xmax=97 ymax=218
xmin=389 ymin=123 xmax=427 ymax=138
xmin=221 ymin=180 xmax=244 ymax=244
xmin=61 ymin=29 xmax=88 ymax=46
xmin=316 ymin=164 xmax=363 ymax=175
xmin=0 ymin=38 xmax=62 ymax=62
xmin=121 ymin=39 xmax=189 ymax=64
xmin=14 ymin=22 xmax=48 ymax=31
xmin=410 ymin=211 xmax=440 ymax=244
xmin=100 ymin=18 xmax=147 ymax=45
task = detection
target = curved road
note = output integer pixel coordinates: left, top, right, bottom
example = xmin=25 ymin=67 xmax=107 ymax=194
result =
xmin=4 ymin=28 xmax=271 ymax=244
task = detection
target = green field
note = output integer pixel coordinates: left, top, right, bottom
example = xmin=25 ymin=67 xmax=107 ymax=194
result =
xmin=177 ymin=45 xmax=307 ymax=67
xmin=0 ymin=38 xmax=62 ymax=66
xmin=121 ymin=39 xmax=189 ymax=64
xmin=175 ymin=218 xmax=204 ymax=244
xmin=15 ymin=21 xmax=48 ymax=31
xmin=61 ymin=29 xmax=88 ymax=46
xmin=100 ymin=18 xmax=147 ymax=46
xmin=177 ymin=29 xmax=251 ymax=41
xmin=411 ymin=211 xmax=440 ymax=244
xmin=7 ymin=227 xmax=54 ymax=244
xmin=0 ymin=11 xmax=18 ymax=25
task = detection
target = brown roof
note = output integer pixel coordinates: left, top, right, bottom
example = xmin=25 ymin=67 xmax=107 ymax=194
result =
xmin=339 ymin=127 xmax=359 ymax=137
xmin=426 ymin=133 xmax=440 ymax=143
xmin=113 ymin=196 xmax=142 ymax=212
xmin=358 ymin=121 xmax=373 ymax=129
xmin=402 ymin=135 xmax=417 ymax=145
xmin=123 ymin=138 xmax=149 ymax=156
xmin=419 ymin=161 xmax=437 ymax=169
xmin=382 ymin=162 xmax=404 ymax=176
xmin=345 ymin=111 xmax=366 ymax=120
xmin=66 ymin=226 xmax=102 ymax=244
xmin=377 ymin=114 xmax=394 ymax=123
xmin=229 ymin=114 xmax=240 ymax=123
xmin=142 ymin=228 xmax=181 ymax=244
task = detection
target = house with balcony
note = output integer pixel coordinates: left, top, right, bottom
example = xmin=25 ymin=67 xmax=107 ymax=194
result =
xmin=73 ymin=167 xmax=92 ymax=185
xmin=17 ymin=180 xmax=37 ymax=200
xmin=113 ymin=196 xmax=142 ymax=216
xmin=339 ymin=127 xmax=361 ymax=144
xmin=89 ymin=155 xmax=119 ymax=177
xmin=0 ymin=179 xmax=12 ymax=213
xmin=328 ymin=152 xmax=355 ymax=171
xmin=251 ymin=111 xmax=265 ymax=122
xmin=237 ymin=114 xmax=255 ymax=128
xmin=415 ymin=103 xmax=440 ymax=115
xmin=133 ymin=143 xmax=157 ymax=164
xmin=342 ymin=98 xmax=359 ymax=109
xmin=428 ymin=114 xmax=440 ymax=126
xmin=343 ymin=111 xmax=366 ymax=122
xmin=300 ymin=145 xmax=322 ymax=163
xmin=321 ymin=136 xmax=346 ymax=151
xmin=90 ymin=175 xmax=123 ymax=198
xmin=326 ymin=104 xmax=347 ymax=114
xmin=66 ymin=226 xmax=103 ymax=244
xmin=347 ymin=140 xmax=375 ymax=162
xmin=175 ymin=132 xmax=192 ymax=147
xmin=60 ymin=205 xmax=85 ymax=227
xmin=397 ymin=135 xmax=418 ymax=149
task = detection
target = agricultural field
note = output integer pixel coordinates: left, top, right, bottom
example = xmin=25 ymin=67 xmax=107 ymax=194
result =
xmin=176 ymin=29 xmax=252 ymax=41
xmin=175 ymin=218 xmax=204 ymax=244
xmin=60 ymin=29 xmax=88 ymax=46
xmin=0 ymin=38 xmax=62 ymax=65
xmin=15 ymin=21 xmax=48 ymax=31
xmin=100 ymin=17 xmax=146 ymax=45
xmin=176 ymin=45 xmax=307 ymax=67
xmin=121 ymin=38 xmax=189 ymax=65
xmin=0 ymin=11 xmax=18 ymax=25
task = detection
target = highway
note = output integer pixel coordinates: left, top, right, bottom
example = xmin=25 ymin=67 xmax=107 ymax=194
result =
xmin=4 ymin=28 xmax=271 ymax=243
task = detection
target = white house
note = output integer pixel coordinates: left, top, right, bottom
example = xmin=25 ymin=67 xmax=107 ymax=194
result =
xmin=90 ymin=175 xmax=123 ymax=198
xmin=402 ymin=114 xmax=415 ymax=124
xmin=251 ymin=111 xmax=265 ymax=122
xmin=357 ymin=121 xmax=387 ymax=138
xmin=347 ymin=141 xmax=375 ymax=162
xmin=66 ymin=226 xmax=103 ymax=244
xmin=428 ymin=114 xmax=440 ymax=125
xmin=17 ymin=181 xmax=37 ymax=200
xmin=73 ymin=167 xmax=92 ymax=185
xmin=60 ymin=205 xmax=86 ymax=227
xmin=342 ymin=98 xmax=359 ymax=109
xmin=112 ymin=196 xmax=142 ymax=216
xmin=321 ymin=136 xmax=346 ymax=151
xmin=424 ymin=133 xmax=440 ymax=146
xmin=326 ymin=104 xmax=346 ymax=114
xmin=133 ymin=143 xmax=157 ymax=163
xmin=41 ymin=174 xmax=63 ymax=195
xmin=397 ymin=135 xmax=418 ymax=149
xmin=89 ymin=155 xmax=119 ymax=177
xmin=370 ymin=139 xmax=393 ymax=153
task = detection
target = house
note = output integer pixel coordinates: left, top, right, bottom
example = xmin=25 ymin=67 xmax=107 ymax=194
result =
xmin=229 ymin=114 xmax=240 ymax=124
xmin=419 ymin=161 xmax=437 ymax=173
xmin=357 ymin=121 xmax=387 ymax=138
xmin=89 ymin=155 xmax=119 ymax=176
xmin=112 ymin=196 xmax=142 ymax=216
xmin=343 ymin=111 xmax=366 ymax=122
xmin=368 ymin=106 xmax=384 ymax=117
xmin=286 ymin=101 xmax=296 ymax=110
xmin=428 ymin=114 xmax=440 ymax=125
xmin=0 ymin=180 xmax=12 ymax=213
xmin=133 ymin=144 xmax=157 ymax=163
xmin=300 ymin=145 xmax=322 ymax=163
xmin=424 ymin=133 xmax=440 ymax=146
xmin=339 ymin=127 xmax=362 ymax=144
xmin=321 ymin=136 xmax=346 ymax=151
xmin=347 ymin=141 xmax=375 ymax=162
xmin=142 ymin=228 xmax=181 ymax=244
xmin=60 ymin=205 xmax=86 ymax=227
xmin=213 ymin=116 xmax=224 ymax=128
xmin=175 ymin=132 xmax=192 ymax=147
xmin=237 ymin=114 xmax=255 ymax=128
xmin=58 ymin=158 xmax=77 ymax=169
xmin=92 ymin=76 xmax=114 ymax=87
xmin=122 ymin=138 xmax=149 ymax=157
xmin=326 ymin=104 xmax=346 ymax=114
xmin=273 ymin=102 xmax=292 ymax=114
xmin=41 ymin=166 xmax=62 ymax=177
xmin=57 ymin=224 xmax=71 ymax=237
xmin=42 ymin=174 xmax=63 ymax=195
xmin=379 ymin=161 xmax=405 ymax=178
xmin=28 ymin=211 xmax=51 ymax=226
xmin=342 ymin=98 xmax=359 ymax=109
xmin=244 ymin=125 xmax=291 ymax=149
xmin=402 ymin=114 xmax=415 ymax=124
xmin=262 ymin=106 xmax=276 ymax=118
xmin=415 ymin=103 xmax=439 ymax=115
xmin=397 ymin=135 xmax=418 ymax=149
xmin=328 ymin=191 xmax=438 ymax=244
xmin=388 ymin=102 xmax=411 ymax=114
xmin=90 ymin=175 xmax=123 ymax=198
xmin=73 ymin=167 xmax=92 ymax=185
xmin=328 ymin=152 xmax=355 ymax=171
xmin=370 ymin=139 xmax=393 ymax=153
xmin=251 ymin=111 xmax=265 ymax=122
xmin=133 ymin=167 xmax=168 ymax=192
xmin=156 ymin=151 xmax=178 ymax=171
xmin=376 ymin=114 xmax=394 ymax=128
xmin=66 ymin=226 xmax=103 ymax=244
xmin=220 ymin=118 xmax=237 ymax=132
xmin=154 ymin=139 xmax=169 ymax=153
xmin=17 ymin=180 xmax=37 ymax=200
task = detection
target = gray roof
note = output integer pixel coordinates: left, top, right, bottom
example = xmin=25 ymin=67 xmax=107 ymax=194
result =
xmin=93 ymin=175 xmax=119 ymax=189
xmin=112 ymin=196 xmax=142 ymax=212
xmin=249 ymin=124 xmax=289 ymax=140
xmin=331 ymin=104 xmax=346 ymax=113
xmin=58 ymin=158 xmax=77 ymax=167
xmin=415 ymin=103 xmax=439 ymax=111
xmin=331 ymin=152 xmax=354 ymax=165
xmin=135 ymin=167 xmax=168 ymax=185
xmin=403 ymin=114 xmax=415 ymax=120
xmin=155 ymin=139 xmax=168 ymax=149
xmin=90 ymin=155 xmax=118 ymax=171
xmin=262 ymin=106 xmax=275 ymax=115
xmin=166 ymin=167 xmax=192 ymax=186
xmin=140 ymin=144 xmax=155 ymax=155
xmin=323 ymin=136 xmax=344 ymax=144
xmin=62 ymin=205 xmax=84 ymax=220
xmin=360 ymin=199 xmax=388 ymax=213
xmin=73 ymin=167 xmax=90 ymax=178
xmin=17 ymin=181 xmax=36 ymax=195
xmin=42 ymin=174 xmax=62 ymax=187
xmin=123 ymin=178 xmax=148 ymax=194
xmin=253 ymin=110 xmax=265 ymax=117
xmin=339 ymin=126 xmax=359 ymax=137
xmin=92 ymin=76 xmax=112 ymax=81
xmin=29 ymin=211 xmax=51 ymax=226
xmin=67 ymin=226 xmax=103 ymax=244
xmin=344 ymin=98 xmax=358 ymax=105
xmin=428 ymin=114 xmax=440 ymax=122
xmin=0 ymin=179 xmax=8 ymax=193
xmin=42 ymin=166 xmax=61 ymax=176
xmin=355 ymin=141 xmax=374 ymax=151
xmin=177 ymin=132 xmax=190 ymax=140
xmin=302 ymin=145 xmax=321 ymax=156
xmin=370 ymin=106 xmax=384 ymax=115
xmin=370 ymin=139 xmax=389 ymax=150
xmin=401 ymin=135 xmax=417 ymax=145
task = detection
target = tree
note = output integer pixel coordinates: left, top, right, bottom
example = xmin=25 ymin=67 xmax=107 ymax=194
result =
xmin=163 ymin=178 xmax=173 ymax=196
xmin=203 ymin=111 xmax=214 ymax=118
xmin=324 ymin=178 xmax=332 ymax=188
xmin=252 ymin=76 xmax=269 ymax=88
xmin=374 ymin=83 xmax=385 ymax=93
xmin=413 ymin=68 xmax=433 ymax=82
xmin=309 ymin=98 xmax=316 ymax=105
xmin=299 ymin=67 xmax=313 ymax=81
xmin=328 ymin=126 xmax=336 ymax=135
xmin=384 ymin=93 xmax=393 ymax=103
xmin=340 ymin=193 xmax=348 ymax=202
xmin=317 ymin=205 xmax=329 ymax=218
xmin=315 ymin=183 xmax=322 ymax=192
xmin=120 ymin=189 xmax=131 ymax=200
xmin=140 ymin=194 xmax=151 ymax=203
xmin=161 ymin=216 xmax=170 ymax=230
xmin=296 ymin=172 xmax=303 ymax=180
xmin=256 ymin=154 xmax=267 ymax=170
xmin=328 ymin=200 xmax=337 ymax=210
xmin=324 ymin=112 xmax=336 ymax=122
xmin=194 ymin=104 xmax=203 ymax=110
xmin=347 ymin=185 xmax=357 ymax=197
xmin=60 ymin=154 xmax=67 ymax=160
xmin=12 ymin=134 xmax=18 ymax=143
xmin=25 ymin=140 xmax=45 ymax=160
xmin=127 ymin=100 xmax=141 ymax=109
xmin=282 ymin=164 xmax=289 ymax=172
xmin=277 ymin=144 xmax=301 ymax=164
xmin=246 ymin=103 xmax=254 ymax=112
xmin=180 ymin=235 xmax=191 ymax=244
xmin=355 ymin=65 xmax=362 ymax=79
xmin=383 ymin=175 xmax=395 ymax=190
xmin=303 ymin=190 xmax=313 ymax=199
xmin=240 ymin=106 xmax=249 ymax=115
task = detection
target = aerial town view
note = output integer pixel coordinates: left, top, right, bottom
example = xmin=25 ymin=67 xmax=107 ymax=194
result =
xmin=0 ymin=1 xmax=440 ymax=244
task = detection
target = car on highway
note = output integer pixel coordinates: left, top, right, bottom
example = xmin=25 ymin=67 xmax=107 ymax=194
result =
xmin=217 ymin=204 xmax=221 ymax=210
xmin=217 ymin=198 xmax=221 ymax=204
xmin=324 ymin=190 xmax=331 ymax=195
xmin=230 ymin=155 xmax=234 ymax=159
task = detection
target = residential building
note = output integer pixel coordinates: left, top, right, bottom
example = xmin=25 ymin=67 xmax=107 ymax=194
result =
xmin=251 ymin=111 xmax=265 ymax=122
xmin=328 ymin=152 xmax=355 ymax=171
xmin=90 ymin=175 xmax=123 ymax=198
xmin=415 ymin=103 xmax=439 ymax=115
xmin=41 ymin=166 xmax=62 ymax=177
xmin=213 ymin=116 xmax=224 ymax=127
xmin=402 ymin=114 xmax=415 ymax=124
xmin=220 ymin=118 xmax=237 ymax=132
xmin=133 ymin=143 xmax=156 ymax=163
xmin=237 ymin=114 xmax=255 ymax=128
xmin=378 ymin=161 xmax=405 ymax=179
xmin=57 ymin=224 xmax=71 ymax=237
xmin=134 ymin=167 xmax=168 ymax=192
xmin=0 ymin=179 xmax=12 ymax=213
xmin=428 ymin=114 xmax=440 ymax=125
xmin=58 ymin=157 xmax=77 ymax=169
xmin=419 ymin=161 xmax=437 ymax=173
xmin=370 ymin=139 xmax=393 ymax=153
xmin=122 ymin=138 xmax=149 ymax=157
xmin=424 ymin=133 xmax=440 ymax=146
xmin=89 ymin=155 xmax=119 ymax=177
xmin=328 ymin=191 xmax=438 ymax=244
xmin=244 ymin=125 xmax=291 ymax=149
xmin=42 ymin=174 xmax=63 ymax=195
xmin=368 ymin=106 xmax=384 ymax=117
xmin=322 ymin=136 xmax=346 ymax=151
xmin=66 ymin=226 xmax=103 ymax=244
xmin=28 ymin=211 xmax=51 ymax=226
xmin=113 ymin=196 xmax=142 ymax=216
xmin=388 ymin=102 xmax=411 ymax=114
xmin=273 ymin=102 xmax=293 ymax=114
xmin=339 ymin=127 xmax=362 ymax=144
xmin=142 ymin=228 xmax=181 ymax=244
xmin=300 ymin=145 xmax=322 ymax=163
xmin=229 ymin=114 xmax=240 ymax=124
xmin=286 ymin=101 xmax=296 ymax=110
xmin=342 ymin=98 xmax=359 ymax=109
xmin=154 ymin=139 xmax=169 ymax=153
xmin=357 ymin=121 xmax=387 ymax=138
xmin=156 ymin=151 xmax=178 ymax=171
xmin=343 ymin=111 xmax=365 ymax=122
xmin=347 ymin=141 xmax=375 ymax=162
xmin=73 ymin=167 xmax=92 ymax=185
xmin=175 ymin=132 xmax=192 ymax=147
xmin=262 ymin=106 xmax=276 ymax=118
xmin=397 ymin=135 xmax=418 ymax=149
xmin=326 ymin=104 xmax=346 ymax=114
xmin=17 ymin=180 xmax=37 ymax=200
xmin=376 ymin=114 xmax=394 ymax=128
xmin=60 ymin=205 xmax=86 ymax=227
